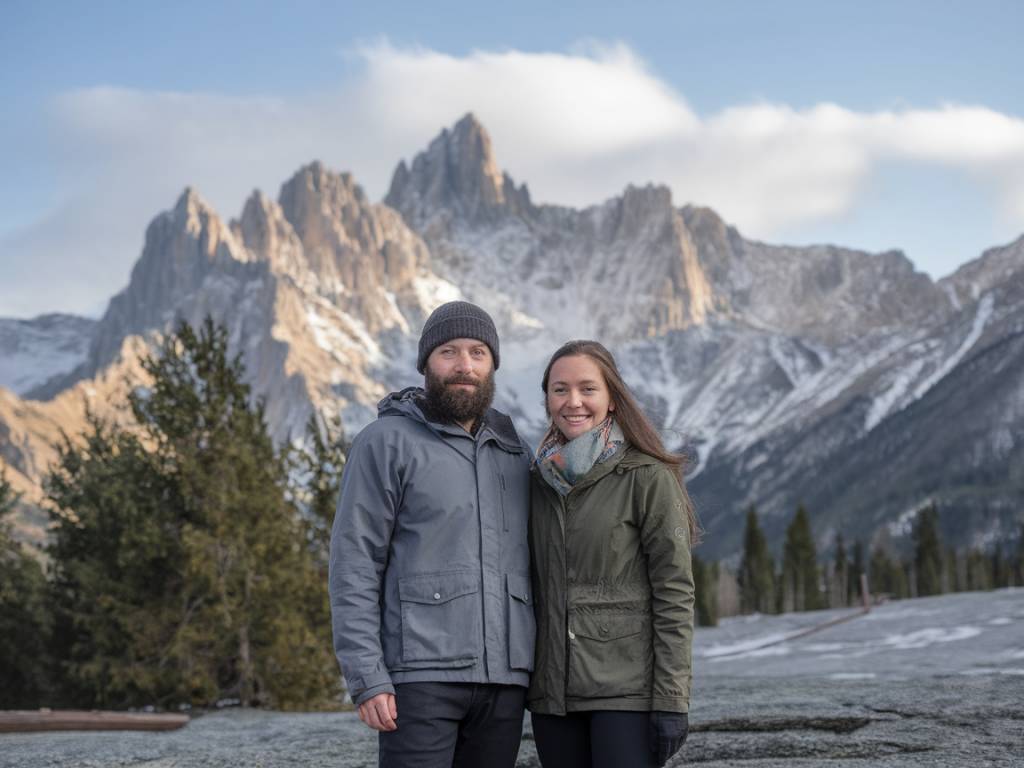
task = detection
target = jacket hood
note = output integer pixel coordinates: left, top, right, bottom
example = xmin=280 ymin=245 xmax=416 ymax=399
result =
xmin=616 ymin=446 xmax=665 ymax=470
xmin=377 ymin=387 xmax=523 ymax=453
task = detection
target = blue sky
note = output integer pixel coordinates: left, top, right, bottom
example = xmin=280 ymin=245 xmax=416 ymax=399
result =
xmin=2 ymin=0 xmax=1023 ymax=317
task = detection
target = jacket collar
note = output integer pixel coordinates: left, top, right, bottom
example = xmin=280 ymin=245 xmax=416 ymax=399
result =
xmin=377 ymin=387 xmax=523 ymax=454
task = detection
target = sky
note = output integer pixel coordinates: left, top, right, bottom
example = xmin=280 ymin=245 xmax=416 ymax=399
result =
xmin=2 ymin=0 xmax=1023 ymax=318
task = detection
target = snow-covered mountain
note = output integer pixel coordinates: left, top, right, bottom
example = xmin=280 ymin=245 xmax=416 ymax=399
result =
xmin=384 ymin=115 xmax=1022 ymax=558
xmin=0 ymin=314 xmax=95 ymax=396
xmin=1 ymin=114 xmax=1020 ymax=558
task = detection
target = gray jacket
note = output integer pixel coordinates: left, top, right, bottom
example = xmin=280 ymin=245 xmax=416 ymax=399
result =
xmin=329 ymin=387 xmax=535 ymax=705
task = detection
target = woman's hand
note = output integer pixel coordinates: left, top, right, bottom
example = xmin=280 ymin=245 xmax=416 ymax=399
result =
xmin=649 ymin=711 xmax=688 ymax=766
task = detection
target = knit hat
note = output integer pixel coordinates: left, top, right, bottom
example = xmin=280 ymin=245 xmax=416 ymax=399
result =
xmin=417 ymin=301 xmax=500 ymax=373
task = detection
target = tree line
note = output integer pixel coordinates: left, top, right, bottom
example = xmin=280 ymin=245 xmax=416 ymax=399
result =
xmin=693 ymin=503 xmax=1024 ymax=627
xmin=0 ymin=318 xmax=347 ymax=711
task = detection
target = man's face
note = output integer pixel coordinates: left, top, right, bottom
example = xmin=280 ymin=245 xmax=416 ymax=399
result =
xmin=424 ymin=338 xmax=495 ymax=426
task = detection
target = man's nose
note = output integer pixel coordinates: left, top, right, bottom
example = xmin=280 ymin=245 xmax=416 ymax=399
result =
xmin=454 ymin=351 xmax=473 ymax=371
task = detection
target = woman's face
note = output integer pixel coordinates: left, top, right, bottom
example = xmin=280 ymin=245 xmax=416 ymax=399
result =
xmin=546 ymin=354 xmax=614 ymax=440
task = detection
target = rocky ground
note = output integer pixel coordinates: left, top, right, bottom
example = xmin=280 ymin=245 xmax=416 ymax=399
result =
xmin=3 ymin=589 xmax=1021 ymax=767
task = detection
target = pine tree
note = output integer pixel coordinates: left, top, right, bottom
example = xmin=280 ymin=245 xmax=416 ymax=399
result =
xmin=831 ymin=533 xmax=849 ymax=608
xmin=0 ymin=469 xmax=51 ymax=707
xmin=46 ymin=412 xmax=191 ymax=707
xmin=781 ymin=505 xmax=823 ymax=612
xmin=692 ymin=554 xmax=719 ymax=627
xmin=46 ymin=318 xmax=340 ymax=710
xmin=966 ymin=548 xmax=993 ymax=591
xmin=290 ymin=411 xmax=348 ymax=570
xmin=737 ymin=505 xmax=775 ymax=614
xmin=912 ymin=504 xmax=943 ymax=597
xmin=130 ymin=317 xmax=339 ymax=709
xmin=992 ymin=545 xmax=1012 ymax=589
xmin=849 ymin=540 xmax=865 ymax=605
xmin=1015 ymin=524 xmax=1024 ymax=587
xmin=868 ymin=544 xmax=909 ymax=599
xmin=944 ymin=547 xmax=960 ymax=593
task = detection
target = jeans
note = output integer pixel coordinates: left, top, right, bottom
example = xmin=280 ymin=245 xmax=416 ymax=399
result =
xmin=378 ymin=682 xmax=526 ymax=768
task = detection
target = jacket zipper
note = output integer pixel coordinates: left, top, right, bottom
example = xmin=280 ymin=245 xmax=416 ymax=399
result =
xmin=500 ymin=473 xmax=508 ymax=531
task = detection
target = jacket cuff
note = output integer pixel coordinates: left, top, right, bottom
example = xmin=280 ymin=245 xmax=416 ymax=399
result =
xmin=349 ymin=670 xmax=395 ymax=705
xmin=650 ymin=695 xmax=689 ymax=713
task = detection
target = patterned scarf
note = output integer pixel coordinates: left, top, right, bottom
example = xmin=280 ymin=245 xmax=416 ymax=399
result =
xmin=536 ymin=417 xmax=625 ymax=496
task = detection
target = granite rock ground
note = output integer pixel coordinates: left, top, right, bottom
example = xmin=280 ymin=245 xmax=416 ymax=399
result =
xmin=2 ymin=589 xmax=1021 ymax=767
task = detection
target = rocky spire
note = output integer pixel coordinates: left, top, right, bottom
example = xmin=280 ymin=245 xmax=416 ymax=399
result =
xmin=29 ymin=188 xmax=256 ymax=397
xmin=384 ymin=113 xmax=532 ymax=228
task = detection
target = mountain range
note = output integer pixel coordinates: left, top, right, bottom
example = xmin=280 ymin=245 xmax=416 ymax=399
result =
xmin=2 ymin=114 xmax=1021 ymax=560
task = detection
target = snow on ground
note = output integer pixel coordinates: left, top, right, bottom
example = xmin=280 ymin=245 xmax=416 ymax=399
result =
xmin=694 ymin=588 xmax=1023 ymax=680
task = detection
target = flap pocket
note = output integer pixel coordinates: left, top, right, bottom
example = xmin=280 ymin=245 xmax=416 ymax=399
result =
xmin=572 ymin=614 xmax=642 ymax=642
xmin=507 ymin=573 xmax=531 ymax=604
xmin=400 ymin=571 xmax=479 ymax=605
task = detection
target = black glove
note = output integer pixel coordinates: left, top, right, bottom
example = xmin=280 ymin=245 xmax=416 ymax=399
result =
xmin=649 ymin=711 xmax=688 ymax=767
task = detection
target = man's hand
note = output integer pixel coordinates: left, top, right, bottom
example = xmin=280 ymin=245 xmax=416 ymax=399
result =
xmin=358 ymin=692 xmax=398 ymax=731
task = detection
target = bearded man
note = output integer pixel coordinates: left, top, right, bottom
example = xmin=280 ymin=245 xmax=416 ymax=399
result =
xmin=330 ymin=301 xmax=535 ymax=768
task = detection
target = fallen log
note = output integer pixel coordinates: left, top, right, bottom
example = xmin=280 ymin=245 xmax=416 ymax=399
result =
xmin=0 ymin=709 xmax=189 ymax=733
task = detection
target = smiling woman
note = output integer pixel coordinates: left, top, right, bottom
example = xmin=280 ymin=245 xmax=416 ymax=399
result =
xmin=528 ymin=339 xmax=698 ymax=768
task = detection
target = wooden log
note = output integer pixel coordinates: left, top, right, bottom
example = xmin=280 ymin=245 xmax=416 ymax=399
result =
xmin=0 ymin=709 xmax=189 ymax=733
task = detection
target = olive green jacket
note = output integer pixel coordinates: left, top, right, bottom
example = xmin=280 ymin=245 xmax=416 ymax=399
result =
xmin=527 ymin=445 xmax=694 ymax=715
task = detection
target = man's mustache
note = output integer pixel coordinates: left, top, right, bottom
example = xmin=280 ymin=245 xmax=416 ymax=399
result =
xmin=444 ymin=376 xmax=480 ymax=387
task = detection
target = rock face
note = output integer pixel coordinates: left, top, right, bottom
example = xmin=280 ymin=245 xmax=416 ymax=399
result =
xmin=2 ymin=113 xmax=1022 ymax=557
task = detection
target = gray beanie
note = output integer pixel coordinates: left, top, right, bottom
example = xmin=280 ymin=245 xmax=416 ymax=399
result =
xmin=417 ymin=301 xmax=500 ymax=373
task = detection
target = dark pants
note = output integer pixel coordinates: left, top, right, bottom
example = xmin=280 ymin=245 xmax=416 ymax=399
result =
xmin=378 ymin=682 xmax=526 ymax=768
xmin=531 ymin=710 xmax=657 ymax=768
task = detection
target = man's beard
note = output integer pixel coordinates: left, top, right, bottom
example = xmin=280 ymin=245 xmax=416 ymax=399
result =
xmin=423 ymin=368 xmax=496 ymax=428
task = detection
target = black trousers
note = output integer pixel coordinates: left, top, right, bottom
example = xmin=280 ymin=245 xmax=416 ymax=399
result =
xmin=531 ymin=710 xmax=657 ymax=768
xmin=378 ymin=682 xmax=526 ymax=768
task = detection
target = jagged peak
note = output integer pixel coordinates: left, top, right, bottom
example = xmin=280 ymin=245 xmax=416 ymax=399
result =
xmin=279 ymin=161 xmax=368 ymax=213
xmin=385 ymin=113 xmax=530 ymax=225
xmin=621 ymin=183 xmax=673 ymax=210
xmin=239 ymin=188 xmax=276 ymax=223
xmin=172 ymin=186 xmax=217 ymax=221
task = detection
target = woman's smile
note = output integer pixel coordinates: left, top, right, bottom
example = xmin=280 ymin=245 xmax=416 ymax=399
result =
xmin=546 ymin=354 xmax=613 ymax=440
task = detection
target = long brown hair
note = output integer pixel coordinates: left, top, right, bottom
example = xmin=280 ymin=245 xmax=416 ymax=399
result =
xmin=541 ymin=340 xmax=701 ymax=543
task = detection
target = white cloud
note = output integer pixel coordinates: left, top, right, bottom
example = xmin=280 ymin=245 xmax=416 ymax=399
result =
xmin=3 ymin=41 xmax=1024 ymax=317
